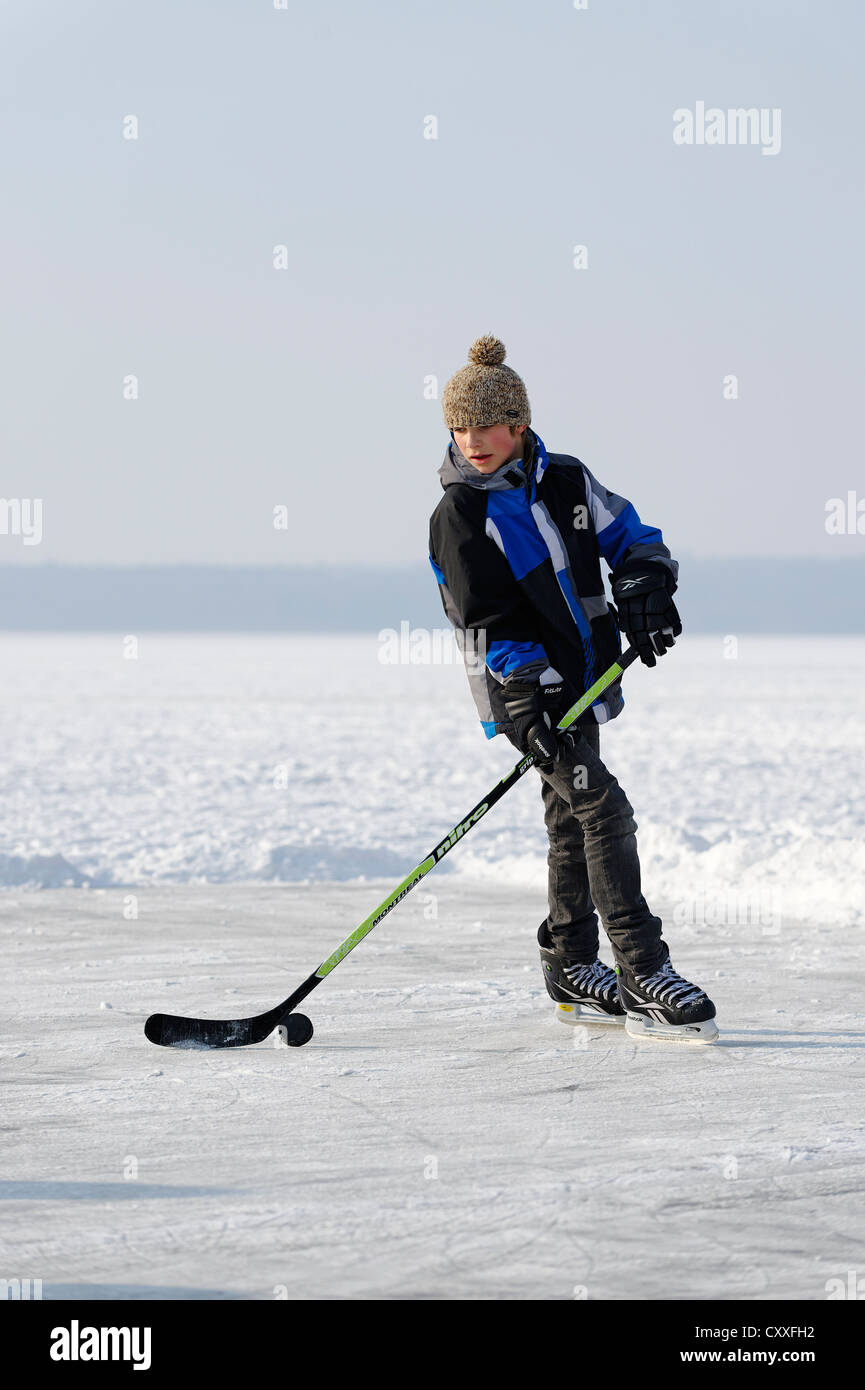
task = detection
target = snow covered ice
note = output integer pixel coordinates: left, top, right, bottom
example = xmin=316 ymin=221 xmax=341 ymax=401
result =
xmin=2 ymin=633 xmax=864 ymax=1299
xmin=2 ymin=632 xmax=863 ymax=928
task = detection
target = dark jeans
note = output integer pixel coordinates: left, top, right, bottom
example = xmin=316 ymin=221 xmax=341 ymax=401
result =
xmin=505 ymin=722 xmax=665 ymax=973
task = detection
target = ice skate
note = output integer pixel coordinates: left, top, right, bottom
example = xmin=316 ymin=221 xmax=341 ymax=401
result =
xmin=616 ymin=949 xmax=719 ymax=1044
xmin=538 ymin=925 xmax=626 ymax=1026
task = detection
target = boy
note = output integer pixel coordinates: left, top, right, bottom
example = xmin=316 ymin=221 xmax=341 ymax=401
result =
xmin=428 ymin=336 xmax=717 ymax=1044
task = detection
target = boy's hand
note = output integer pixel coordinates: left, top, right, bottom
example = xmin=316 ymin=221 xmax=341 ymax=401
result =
xmin=610 ymin=562 xmax=682 ymax=667
xmin=503 ymin=680 xmax=577 ymax=768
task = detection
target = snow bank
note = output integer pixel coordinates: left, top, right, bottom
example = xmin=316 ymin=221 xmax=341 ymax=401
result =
xmin=1 ymin=634 xmax=862 ymax=928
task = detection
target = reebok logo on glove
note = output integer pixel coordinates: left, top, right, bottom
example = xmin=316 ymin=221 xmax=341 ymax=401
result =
xmin=610 ymin=562 xmax=682 ymax=668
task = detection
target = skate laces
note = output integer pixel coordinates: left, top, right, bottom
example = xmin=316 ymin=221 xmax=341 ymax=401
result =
xmin=635 ymin=960 xmax=705 ymax=1008
xmin=564 ymin=959 xmax=618 ymax=1003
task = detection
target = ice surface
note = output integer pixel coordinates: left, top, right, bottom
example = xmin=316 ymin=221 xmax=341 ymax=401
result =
xmin=1 ymin=634 xmax=863 ymax=930
xmin=2 ymin=634 xmax=863 ymax=1299
xmin=1 ymin=883 xmax=863 ymax=1300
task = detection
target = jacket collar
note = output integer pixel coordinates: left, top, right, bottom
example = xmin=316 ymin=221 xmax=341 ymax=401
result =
xmin=438 ymin=427 xmax=547 ymax=493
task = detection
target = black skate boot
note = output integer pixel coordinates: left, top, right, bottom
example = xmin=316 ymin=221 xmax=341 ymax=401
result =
xmin=616 ymin=946 xmax=718 ymax=1044
xmin=538 ymin=924 xmax=626 ymax=1027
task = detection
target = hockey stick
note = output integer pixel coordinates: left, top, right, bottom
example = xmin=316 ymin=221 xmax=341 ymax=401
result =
xmin=144 ymin=646 xmax=639 ymax=1049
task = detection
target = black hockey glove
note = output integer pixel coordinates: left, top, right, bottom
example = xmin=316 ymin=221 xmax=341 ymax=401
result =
xmin=610 ymin=561 xmax=682 ymax=668
xmin=503 ymin=679 xmax=577 ymax=769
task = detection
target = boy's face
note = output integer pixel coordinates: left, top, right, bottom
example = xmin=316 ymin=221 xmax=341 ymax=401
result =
xmin=452 ymin=423 xmax=525 ymax=474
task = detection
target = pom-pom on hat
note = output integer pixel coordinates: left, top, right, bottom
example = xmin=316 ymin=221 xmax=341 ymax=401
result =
xmin=442 ymin=335 xmax=531 ymax=430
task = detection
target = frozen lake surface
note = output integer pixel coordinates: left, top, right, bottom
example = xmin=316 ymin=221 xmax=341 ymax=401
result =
xmin=1 ymin=635 xmax=863 ymax=1299
xmin=1 ymin=633 xmax=863 ymax=929
xmin=2 ymin=882 xmax=863 ymax=1301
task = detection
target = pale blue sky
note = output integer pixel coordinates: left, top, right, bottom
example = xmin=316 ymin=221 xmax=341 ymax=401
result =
xmin=2 ymin=0 xmax=863 ymax=564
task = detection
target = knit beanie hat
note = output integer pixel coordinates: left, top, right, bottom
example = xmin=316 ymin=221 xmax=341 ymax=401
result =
xmin=442 ymin=335 xmax=531 ymax=430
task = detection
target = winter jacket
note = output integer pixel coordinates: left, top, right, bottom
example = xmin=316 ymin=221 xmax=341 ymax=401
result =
xmin=428 ymin=428 xmax=678 ymax=738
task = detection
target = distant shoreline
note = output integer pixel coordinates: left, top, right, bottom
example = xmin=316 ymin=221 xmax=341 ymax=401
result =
xmin=0 ymin=559 xmax=862 ymax=632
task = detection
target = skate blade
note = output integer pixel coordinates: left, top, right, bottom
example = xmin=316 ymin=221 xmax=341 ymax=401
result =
xmin=555 ymin=1002 xmax=625 ymax=1028
xmin=624 ymin=1013 xmax=719 ymax=1044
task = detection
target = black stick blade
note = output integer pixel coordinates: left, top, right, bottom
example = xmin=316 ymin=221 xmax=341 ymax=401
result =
xmin=144 ymin=1006 xmax=288 ymax=1049
xmin=144 ymin=976 xmax=319 ymax=1050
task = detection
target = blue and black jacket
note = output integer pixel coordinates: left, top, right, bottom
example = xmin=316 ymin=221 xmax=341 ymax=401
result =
xmin=428 ymin=428 xmax=678 ymax=738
